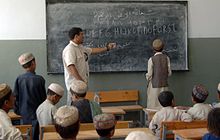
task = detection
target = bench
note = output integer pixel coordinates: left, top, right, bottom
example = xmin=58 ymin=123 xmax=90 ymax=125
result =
xmin=160 ymin=120 xmax=207 ymax=140
xmin=43 ymin=127 xmax=152 ymax=140
xmin=39 ymin=121 xmax=132 ymax=140
xmin=15 ymin=125 xmax=32 ymax=140
xmin=86 ymin=90 xmax=143 ymax=121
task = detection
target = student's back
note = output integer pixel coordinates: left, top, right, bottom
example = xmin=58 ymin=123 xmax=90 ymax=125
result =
xmin=70 ymin=80 xmax=102 ymax=123
xmin=149 ymin=91 xmax=192 ymax=137
xmin=187 ymin=84 xmax=211 ymax=120
xmin=14 ymin=52 xmax=46 ymax=140
xmin=71 ymin=98 xmax=93 ymax=123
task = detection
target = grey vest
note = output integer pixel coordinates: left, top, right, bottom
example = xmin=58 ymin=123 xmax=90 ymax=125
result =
xmin=152 ymin=54 xmax=169 ymax=88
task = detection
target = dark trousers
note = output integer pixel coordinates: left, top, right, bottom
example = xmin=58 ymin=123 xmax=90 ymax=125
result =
xmin=21 ymin=119 xmax=39 ymax=140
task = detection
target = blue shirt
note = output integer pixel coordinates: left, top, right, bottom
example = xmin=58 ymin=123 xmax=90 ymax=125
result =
xmin=203 ymin=133 xmax=220 ymax=140
xmin=71 ymin=98 xmax=93 ymax=123
xmin=13 ymin=71 xmax=46 ymax=123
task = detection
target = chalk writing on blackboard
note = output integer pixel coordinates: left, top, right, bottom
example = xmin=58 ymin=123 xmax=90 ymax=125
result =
xmin=47 ymin=1 xmax=188 ymax=73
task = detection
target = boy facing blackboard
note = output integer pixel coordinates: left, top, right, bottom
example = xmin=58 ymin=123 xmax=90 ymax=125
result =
xmin=145 ymin=39 xmax=172 ymax=109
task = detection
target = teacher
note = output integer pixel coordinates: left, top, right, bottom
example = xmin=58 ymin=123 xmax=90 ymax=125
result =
xmin=62 ymin=27 xmax=116 ymax=105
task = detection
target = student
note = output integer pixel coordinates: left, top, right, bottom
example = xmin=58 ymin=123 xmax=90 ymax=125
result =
xmin=0 ymin=83 xmax=23 ymax=140
xmin=14 ymin=52 xmax=46 ymax=140
xmin=125 ymin=131 xmax=157 ymax=140
xmin=213 ymin=83 xmax=220 ymax=108
xmin=70 ymin=80 xmax=102 ymax=123
xmin=93 ymin=113 xmax=116 ymax=140
xmin=202 ymin=108 xmax=220 ymax=140
xmin=149 ymin=91 xmax=192 ymax=137
xmin=62 ymin=27 xmax=116 ymax=105
xmin=187 ymin=84 xmax=212 ymax=120
xmin=145 ymin=38 xmax=172 ymax=109
xmin=54 ymin=106 xmax=80 ymax=140
xmin=36 ymin=83 xmax=64 ymax=126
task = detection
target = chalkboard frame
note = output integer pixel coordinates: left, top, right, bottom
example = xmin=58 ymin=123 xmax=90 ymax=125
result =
xmin=46 ymin=0 xmax=188 ymax=74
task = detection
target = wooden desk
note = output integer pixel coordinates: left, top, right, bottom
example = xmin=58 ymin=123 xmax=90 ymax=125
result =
xmin=8 ymin=112 xmax=22 ymax=121
xmin=173 ymin=128 xmax=208 ymax=140
xmin=102 ymin=107 xmax=126 ymax=120
xmin=43 ymin=127 xmax=152 ymax=140
xmin=101 ymin=107 xmax=126 ymax=115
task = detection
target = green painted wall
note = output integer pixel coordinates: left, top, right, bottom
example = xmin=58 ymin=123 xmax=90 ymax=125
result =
xmin=0 ymin=38 xmax=220 ymax=107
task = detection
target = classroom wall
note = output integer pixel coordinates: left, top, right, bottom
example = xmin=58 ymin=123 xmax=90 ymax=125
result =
xmin=0 ymin=0 xmax=220 ymax=107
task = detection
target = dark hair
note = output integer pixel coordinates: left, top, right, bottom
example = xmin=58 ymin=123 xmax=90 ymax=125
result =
xmin=22 ymin=58 xmax=35 ymax=69
xmin=47 ymin=89 xmax=57 ymax=96
xmin=191 ymin=92 xmax=205 ymax=103
xmin=96 ymin=126 xmax=115 ymax=137
xmin=207 ymin=108 xmax=220 ymax=137
xmin=158 ymin=91 xmax=174 ymax=107
xmin=153 ymin=46 xmax=163 ymax=52
xmin=68 ymin=27 xmax=82 ymax=40
xmin=0 ymin=90 xmax=12 ymax=108
xmin=55 ymin=120 xmax=80 ymax=139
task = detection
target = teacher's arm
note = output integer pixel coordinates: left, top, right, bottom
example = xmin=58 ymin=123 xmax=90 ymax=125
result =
xmin=67 ymin=64 xmax=84 ymax=81
xmin=91 ymin=43 xmax=116 ymax=55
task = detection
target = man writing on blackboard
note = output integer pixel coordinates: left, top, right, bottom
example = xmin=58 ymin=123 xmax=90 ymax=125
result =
xmin=62 ymin=27 xmax=116 ymax=105
xmin=145 ymin=39 xmax=172 ymax=109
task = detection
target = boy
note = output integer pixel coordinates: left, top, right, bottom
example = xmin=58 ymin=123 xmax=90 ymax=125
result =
xmin=70 ymin=80 xmax=102 ymax=123
xmin=54 ymin=106 xmax=80 ymax=139
xmin=213 ymin=83 xmax=220 ymax=108
xmin=93 ymin=113 xmax=116 ymax=140
xmin=149 ymin=91 xmax=192 ymax=137
xmin=187 ymin=84 xmax=212 ymax=120
xmin=0 ymin=83 xmax=22 ymax=140
xmin=202 ymin=108 xmax=220 ymax=140
xmin=146 ymin=38 xmax=172 ymax=109
xmin=14 ymin=52 xmax=46 ymax=140
xmin=36 ymin=83 xmax=64 ymax=126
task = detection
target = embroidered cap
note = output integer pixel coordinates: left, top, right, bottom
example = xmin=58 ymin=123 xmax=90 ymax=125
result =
xmin=125 ymin=131 xmax=157 ymax=140
xmin=48 ymin=83 xmax=64 ymax=96
xmin=93 ymin=113 xmax=115 ymax=130
xmin=54 ymin=106 xmax=79 ymax=127
xmin=192 ymin=84 xmax=209 ymax=102
xmin=70 ymin=80 xmax=88 ymax=95
xmin=18 ymin=52 xmax=35 ymax=65
xmin=152 ymin=39 xmax=164 ymax=51
xmin=0 ymin=83 xmax=11 ymax=99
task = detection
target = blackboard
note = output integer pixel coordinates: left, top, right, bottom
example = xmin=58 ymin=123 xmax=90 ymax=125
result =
xmin=47 ymin=1 xmax=188 ymax=73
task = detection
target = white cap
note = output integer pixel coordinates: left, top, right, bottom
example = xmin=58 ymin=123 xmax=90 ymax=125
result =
xmin=54 ymin=106 xmax=79 ymax=127
xmin=70 ymin=80 xmax=88 ymax=95
xmin=48 ymin=83 xmax=64 ymax=96
xmin=18 ymin=52 xmax=35 ymax=65
xmin=93 ymin=113 xmax=115 ymax=129
xmin=0 ymin=83 xmax=11 ymax=99
xmin=125 ymin=131 xmax=157 ymax=140
xmin=218 ymin=83 xmax=220 ymax=92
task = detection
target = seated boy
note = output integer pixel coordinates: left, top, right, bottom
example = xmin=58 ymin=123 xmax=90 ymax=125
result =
xmin=0 ymin=83 xmax=23 ymax=140
xmin=70 ymin=80 xmax=102 ymax=123
xmin=149 ymin=91 xmax=192 ymax=137
xmin=36 ymin=83 xmax=64 ymax=126
xmin=187 ymin=84 xmax=212 ymax=120
xmin=213 ymin=83 xmax=220 ymax=108
xmin=93 ymin=113 xmax=116 ymax=140
xmin=54 ymin=105 xmax=80 ymax=139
